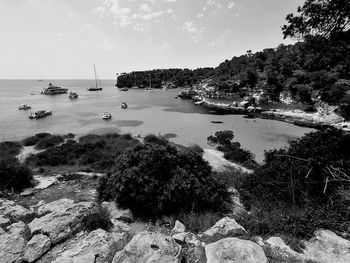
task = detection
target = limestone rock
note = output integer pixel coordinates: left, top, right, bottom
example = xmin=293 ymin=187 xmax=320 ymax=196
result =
xmin=29 ymin=200 xmax=94 ymax=244
xmin=202 ymin=217 xmax=246 ymax=243
xmin=264 ymin=236 xmax=304 ymax=262
xmin=171 ymin=220 xmax=186 ymax=235
xmin=172 ymin=232 xmax=201 ymax=246
xmin=0 ymin=215 xmax=11 ymax=228
xmin=22 ymin=234 xmax=51 ymax=263
xmin=3 ymin=205 xmax=33 ymax=221
xmin=0 ymin=234 xmax=27 ymax=263
xmin=302 ymin=229 xmax=350 ymax=263
xmin=51 ymin=229 xmax=117 ymax=263
xmin=0 ymin=227 xmax=6 ymax=235
xmin=36 ymin=198 xmax=74 ymax=217
xmin=205 ymin=237 xmax=268 ymax=263
xmin=6 ymin=221 xmax=30 ymax=239
xmin=102 ymin=201 xmax=134 ymax=223
xmin=112 ymin=231 xmax=181 ymax=263
xmin=180 ymin=243 xmax=207 ymax=263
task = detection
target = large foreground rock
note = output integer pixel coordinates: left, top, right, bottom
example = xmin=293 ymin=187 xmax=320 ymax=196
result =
xmin=22 ymin=234 xmax=51 ymax=263
xmin=112 ymin=231 xmax=181 ymax=263
xmin=52 ymin=229 xmax=118 ymax=263
xmin=2 ymin=204 xmax=33 ymax=221
xmin=6 ymin=221 xmax=30 ymax=240
xmin=202 ymin=217 xmax=246 ymax=243
xmin=302 ymin=229 xmax=350 ymax=263
xmin=205 ymin=237 xmax=268 ymax=263
xmin=0 ymin=234 xmax=27 ymax=263
xmin=29 ymin=199 xmax=94 ymax=244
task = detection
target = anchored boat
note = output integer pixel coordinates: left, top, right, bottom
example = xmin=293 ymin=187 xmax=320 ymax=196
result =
xmin=41 ymin=83 xmax=68 ymax=95
xmin=18 ymin=104 xmax=32 ymax=110
xmin=29 ymin=110 xmax=52 ymax=119
xmin=102 ymin=112 xmax=111 ymax=120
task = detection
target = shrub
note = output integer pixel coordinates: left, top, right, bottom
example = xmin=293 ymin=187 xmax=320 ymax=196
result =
xmin=207 ymin=130 xmax=257 ymax=168
xmin=176 ymin=211 xmax=222 ymax=234
xmin=187 ymin=144 xmax=204 ymax=156
xmin=22 ymin=136 xmax=40 ymax=146
xmin=0 ymin=141 xmax=22 ymax=158
xmin=35 ymin=135 xmax=64 ymax=149
xmin=143 ymin=134 xmax=169 ymax=146
xmin=81 ymin=205 xmax=113 ymax=232
xmin=0 ymin=157 xmax=33 ymax=192
xmin=98 ymin=137 xmax=230 ymax=219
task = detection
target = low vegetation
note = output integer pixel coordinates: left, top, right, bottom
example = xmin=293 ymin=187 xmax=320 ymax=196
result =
xmin=0 ymin=141 xmax=22 ymax=158
xmin=228 ymin=128 xmax=350 ymax=239
xmin=26 ymin=133 xmax=139 ymax=171
xmin=97 ymin=136 xmax=231 ymax=219
xmin=207 ymin=130 xmax=258 ymax=169
xmin=81 ymin=205 xmax=113 ymax=232
xmin=0 ymin=157 xmax=33 ymax=193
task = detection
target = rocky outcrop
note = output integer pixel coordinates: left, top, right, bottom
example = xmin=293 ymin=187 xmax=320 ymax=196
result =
xmin=263 ymin=236 xmax=304 ymax=262
xmin=29 ymin=199 xmax=94 ymax=244
xmin=1 ymin=204 xmax=33 ymax=221
xmin=171 ymin=220 xmax=186 ymax=235
xmin=22 ymin=234 xmax=51 ymax=263
xmin=112 ymin=231 xmax=181 ymax=263
xmin=0 ymin=234 xmax=27 ymax=263
xmin=302 ymin=229 xmax=350 ymax=263
xmin=102 ymin=201 xmax=134 ymax=223
xmin=51 ymin=229 xmax=118 ymax=263
xmin=6 ymin=221 xmax=30 ymax=240
xmin=36 ymin=198 xmax=74 ymax=217
xmin=202 ymin=217 xmax=246 ymax=243
xmin=0 ymin=227 xmax=6 ymax=235
xmin=0 ymin=215 xmax=11 ymax=228
xmin=205 ymin=237 xmax=268 ymax=263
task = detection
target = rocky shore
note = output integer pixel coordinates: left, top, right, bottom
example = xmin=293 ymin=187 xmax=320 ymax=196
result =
xmin=1 ymin=195 xmax=350 ymax=263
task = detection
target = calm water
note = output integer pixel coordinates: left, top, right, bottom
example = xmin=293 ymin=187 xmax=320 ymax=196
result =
xmin=0 ymin=79 xmax=313 ymax=161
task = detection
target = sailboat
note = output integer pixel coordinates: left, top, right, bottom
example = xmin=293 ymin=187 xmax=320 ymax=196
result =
xmin=144 ymin=74 xmax=156 ymax=91
xmin=88 ymin=63 xmax=102 ymax=91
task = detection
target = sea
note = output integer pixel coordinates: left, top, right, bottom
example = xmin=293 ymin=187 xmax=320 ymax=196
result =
xmin=0 ymin=79 xmax=314 ymax=162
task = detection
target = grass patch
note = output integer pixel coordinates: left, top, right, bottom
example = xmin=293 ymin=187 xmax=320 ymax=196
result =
xmin=176 ymin=211 xmax=222 ymax=234
xmin=82 ymin=205 xmax=113 ymax=232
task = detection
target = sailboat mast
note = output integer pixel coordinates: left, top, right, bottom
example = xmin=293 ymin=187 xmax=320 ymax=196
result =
xmin=93 ymin=63 xmax=98 ymax=88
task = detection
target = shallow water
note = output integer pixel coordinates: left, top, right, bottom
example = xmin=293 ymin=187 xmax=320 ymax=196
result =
xmin=0 ymin=79 xmax=314 ymax=161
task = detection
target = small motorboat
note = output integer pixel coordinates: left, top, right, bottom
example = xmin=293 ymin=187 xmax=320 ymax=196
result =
xmin=102 ymin=112 xmax=112 ymax=120
xmin=120 ymin=87 xmax=128 ymax=91
xmin=68 ymin=92 xmax=78 ymax=99
xmin=121 ymin=102 xmax=128 ymax=109
xmin=29 ymin=110 xmax=52 ymax=119
xmin=211 ymin=121 xmax=224 ymax=124
xmin=18 ymin=104 xmax=32 ymax=110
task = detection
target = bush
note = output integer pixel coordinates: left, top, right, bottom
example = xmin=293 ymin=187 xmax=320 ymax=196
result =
xmin=207 ymin=130 xmax=257 ymax=168
xmin=176 ymin=211 xmax=222 ymax=234
xmin=81 ymin=205 xmax=113 ymax=232
xmin=0 ymin=141 xmax=22 ymax=158
xmin=35 ymin=135 xmax=64 ymax=149
xmin=143 ymin=134 xmax=169 ymax=146
xmin=22 ymin=136 xmax=40 ymax=146
xmin=0 ymin=157 xmax=33 ymax=192
xmin=98 ymin=137 xmax=230 ymax=219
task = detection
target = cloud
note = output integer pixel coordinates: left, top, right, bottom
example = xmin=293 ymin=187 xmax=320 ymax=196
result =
xmin=182 ymin=21 xmax=203 ymax=42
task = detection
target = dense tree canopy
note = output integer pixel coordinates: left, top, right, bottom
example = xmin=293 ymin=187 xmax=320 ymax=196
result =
xmin=282 ymin=0 xmax=350 ymax=39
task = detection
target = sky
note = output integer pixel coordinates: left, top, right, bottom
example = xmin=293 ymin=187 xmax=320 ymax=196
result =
xmin=0 ymin=0 xmax=304 ymax=79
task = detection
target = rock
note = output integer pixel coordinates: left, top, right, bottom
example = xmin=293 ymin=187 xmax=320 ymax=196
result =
xmin=264 ymin=236 xmax=304 ymax=262
xmin=227 ymin=187 xmax=246 ymax=215
xmin=172 ymin=232 xmax=201 ymax=246
xmin=33 ymin=175 xmax=58 ymax=190
xmin=29 ymin=200 xmax=94 ymax=244
xmin=51 ymin=229 xmax=118 ymax=263
xmin=0 ymin=234 xmax=27 ymax=263
xmin=102 ymin=201 xmax=134 ymax=223
xmin=171 ymin=220 xmax=186 ymax=235
xmin=302 ymin=229 xmax=350 ymax=263
xmin=205 ymin=237 xmax=268 ymax=263
xmin=112 ymin=231 xmax=181 ymax=263
xmin=202 ymin=217 xmax=246 ymax=243
xmin=36 ymin=198 xmax=74 ymax=217
xmin=2 ymin=205 xmax=33 ymax=221
xmin=111 ymin=219 xmax=131 ymax=233
xmin=0 ymin=227 xmax=6 ymax=235
xmin=0 ymin=215 xmax=11 ymax=228
xmin=110 ymin=219 xmax=131 ymax=251
xmin=6 ymin=221 xmax=30 ymax=239
xmin=22 ymin=234 xmax=51 ymax=263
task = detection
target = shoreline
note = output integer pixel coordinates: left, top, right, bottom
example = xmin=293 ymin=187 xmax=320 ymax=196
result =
xmin=199 ymin=97 xmax=350 ymax=131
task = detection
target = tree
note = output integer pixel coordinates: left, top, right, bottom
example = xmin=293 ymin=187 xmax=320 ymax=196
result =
xmin=282 ymin=0 xmax=350 ymax=39
xmin=97 ymin=137 xmax=230 ymax=219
